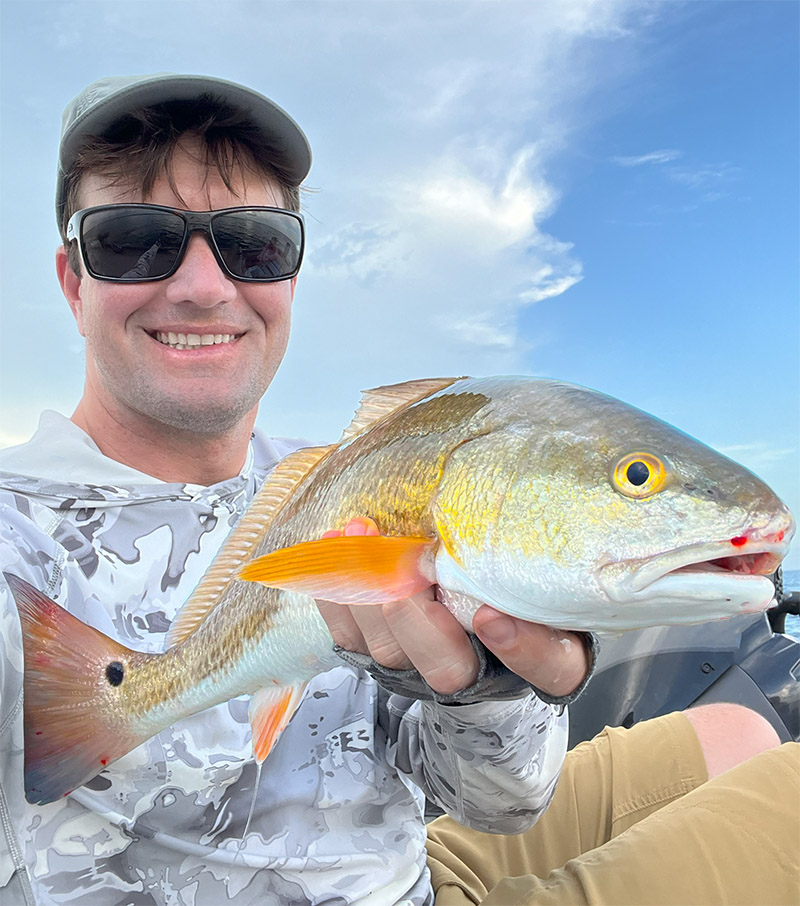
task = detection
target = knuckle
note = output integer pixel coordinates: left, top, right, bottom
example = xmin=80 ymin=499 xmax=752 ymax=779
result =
xmin=316 ymin=601 xmax=367 ymax=653
xmin=424 ymin=659 xmax=478 ymax=696
xmin=338 ymin=631 xmax=369 ymax=654
xmin=367 ymin=636 xmax=413 ymax=671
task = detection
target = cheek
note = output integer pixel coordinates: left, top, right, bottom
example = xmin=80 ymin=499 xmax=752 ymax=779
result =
xmin=250 ymin=286 xmax=294 ymax=330
xmin=80 ymin=287 xmax=149 ymax=344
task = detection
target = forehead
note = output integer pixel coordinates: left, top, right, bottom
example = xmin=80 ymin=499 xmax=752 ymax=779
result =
xmin=77 ymin=138 xmax=285 ymax=211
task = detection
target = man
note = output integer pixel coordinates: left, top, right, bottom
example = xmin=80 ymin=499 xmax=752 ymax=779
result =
xmin=0 ymin=73 xmax=796 ymax=906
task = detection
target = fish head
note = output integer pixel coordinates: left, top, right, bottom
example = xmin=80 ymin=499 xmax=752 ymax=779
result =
xmin=431 ymin=379 xmax=795 ymax=632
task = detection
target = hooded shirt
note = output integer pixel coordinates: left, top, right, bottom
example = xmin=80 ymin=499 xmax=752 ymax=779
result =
xmin=0 ymin=411 xmax=567 ymax=906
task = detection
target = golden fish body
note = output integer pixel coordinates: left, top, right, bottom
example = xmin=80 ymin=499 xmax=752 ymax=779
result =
xmin=244 ymin=375 xmax=793 ymax=629
xmin=8 ymin=375 xmax=794 ymax=803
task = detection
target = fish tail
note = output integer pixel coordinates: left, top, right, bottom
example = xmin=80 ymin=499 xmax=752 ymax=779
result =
xmin=4 ymin=573 xmax=144 ymax=805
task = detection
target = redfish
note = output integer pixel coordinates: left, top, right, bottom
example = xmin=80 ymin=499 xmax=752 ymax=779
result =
xmin=6 ymin=376 xmax=794 ymax=804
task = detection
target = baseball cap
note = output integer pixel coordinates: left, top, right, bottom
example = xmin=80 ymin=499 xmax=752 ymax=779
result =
xmin=56 ymin=73 xmax=312 ymax=223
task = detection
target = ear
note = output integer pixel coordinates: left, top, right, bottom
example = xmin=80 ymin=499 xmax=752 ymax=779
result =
xmin=56 ymin=245 xmax=86 ymax=336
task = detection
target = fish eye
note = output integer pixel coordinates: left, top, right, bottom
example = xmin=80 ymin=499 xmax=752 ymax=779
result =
xmin=612 ymin=453 xmax=669 ymax=499
xmin=626 ymin=461 xmax=650 ymax=486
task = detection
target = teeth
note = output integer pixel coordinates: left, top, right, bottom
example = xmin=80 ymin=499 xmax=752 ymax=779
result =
xmin=154 ymin=332 xmax=236 ymax=349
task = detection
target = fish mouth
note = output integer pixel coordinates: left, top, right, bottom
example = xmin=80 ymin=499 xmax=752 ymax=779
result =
xmin=602 ymin=521 xmax=794 ymax=615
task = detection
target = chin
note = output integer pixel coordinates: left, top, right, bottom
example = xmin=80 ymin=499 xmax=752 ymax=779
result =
xmin=132 ymin=394 xmax=260 ymax=436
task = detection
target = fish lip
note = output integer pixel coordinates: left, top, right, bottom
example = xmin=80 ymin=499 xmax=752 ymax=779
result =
xmin=602 ymin=527 xmax=793 ymax=603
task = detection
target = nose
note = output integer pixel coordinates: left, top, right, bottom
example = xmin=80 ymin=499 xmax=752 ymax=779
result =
xmin=164 ymin=234 xmax=237 ymax=307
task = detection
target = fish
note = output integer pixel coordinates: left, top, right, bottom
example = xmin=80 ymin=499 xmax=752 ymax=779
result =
xmin=5 ymin=376 xmax=794 ymax=805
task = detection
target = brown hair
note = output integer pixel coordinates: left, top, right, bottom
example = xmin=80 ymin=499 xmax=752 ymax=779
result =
xmin=61 ymin=97 xmax=302 ymax=276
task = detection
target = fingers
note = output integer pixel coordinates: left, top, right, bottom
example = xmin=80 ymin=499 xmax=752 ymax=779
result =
xmin=316 ymin=517 xmax=417 ymax=670
xmin=315 ymin=599 xmax=368 ymax=654
xmin=318 ymin=589 xmax=480 ymax=692
xmin=343 ymin=517 xmax=380 ymax=537
xmin=321 ymin=516 xmax=380 ymax=541
xmin=381 ymin=591 xmax=479 ymax=694
xmin=473 ymin=605 xmax=590 ymax=698
xmin=316 ymin=515 xmax=479 ymax=695
xmin=318 ymin=516 xmax=415 ymax=666
xmin=316 ymin=517 xmax=388 ymax=656
xmin=349 ymin=601 xmax=415 ymax=670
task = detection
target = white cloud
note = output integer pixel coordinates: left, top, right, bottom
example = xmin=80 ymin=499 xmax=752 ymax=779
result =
xmin=308 ymin=223 xmax=404 ymax=285
xmin=414 ymin=147 xmax=555 ymax=246
xmin=251 ymin=1 xmax=668 ymax=439
xmin=409 ymin=61 xmax=489 ymax=123
xmin=717 ymin=442 xmax=796 ymax=470
xmin=613 ymin=151 xmax=743 ymax=212
xmin=641 ymin=162 xmax=743 ymax=209
xmin=443 ymin=317 xmax=517 ymax=350
xmin=612 ymin=149 xmax=682 ymax=166
xmin=668 ymin=163 xmax=741 ymax=190
xmin=303 ymin=143 xmax=583 ymax=366
xmin=520 ymin=272 xmax=583 ymax=304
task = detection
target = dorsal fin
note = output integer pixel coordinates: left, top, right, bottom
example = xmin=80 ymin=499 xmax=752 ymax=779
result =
xmin=338 ymin=377 xmax=466 ymax=445
xmin=166 ymin=445 xmax=332 ymax=647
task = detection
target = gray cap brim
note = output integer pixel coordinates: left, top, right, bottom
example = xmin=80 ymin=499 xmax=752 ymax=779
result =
xmin=57 ymin=73 xmax=311 ymax=222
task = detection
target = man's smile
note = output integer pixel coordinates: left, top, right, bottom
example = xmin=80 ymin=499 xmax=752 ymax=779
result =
xmin=147 ymin=329 xmax=244 ymax=351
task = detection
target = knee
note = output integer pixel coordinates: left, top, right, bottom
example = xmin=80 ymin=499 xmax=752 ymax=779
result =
xmin=683 ymin=703 xmax=781 ymax=780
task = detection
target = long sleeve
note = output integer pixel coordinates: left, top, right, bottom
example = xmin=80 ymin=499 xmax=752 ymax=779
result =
xmin=0 ymin=506 xmax=52 ymax=904
xmin=383 ymin=689 xmax=568 ymax=834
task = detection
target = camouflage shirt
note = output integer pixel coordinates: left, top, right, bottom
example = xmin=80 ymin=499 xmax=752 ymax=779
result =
xmin=0 ymin=411 xmax=568 ymax=906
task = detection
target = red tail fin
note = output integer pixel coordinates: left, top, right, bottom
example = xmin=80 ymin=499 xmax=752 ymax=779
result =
xmin=4 ymin=574 xmax=145 ymax=805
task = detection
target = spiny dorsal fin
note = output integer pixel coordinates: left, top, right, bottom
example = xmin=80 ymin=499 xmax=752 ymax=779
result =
xmin=338 ymin=377 xmax=466 ymax=445
xmin=166 ymin=445 xmax=332 ymax=647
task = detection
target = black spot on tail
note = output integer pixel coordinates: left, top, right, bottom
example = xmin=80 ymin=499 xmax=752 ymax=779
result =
xmin=105 ymin=661 xmax=124 ymax=686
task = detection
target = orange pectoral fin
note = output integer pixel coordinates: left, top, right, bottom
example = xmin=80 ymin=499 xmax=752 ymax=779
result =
xmin=248 ymin=683 xmax=308 ymax=764
xmin=238 ymin=535 xmax=436 ymax=604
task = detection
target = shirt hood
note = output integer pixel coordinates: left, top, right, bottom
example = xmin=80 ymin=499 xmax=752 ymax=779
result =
xmin=0 ymin=410 xmax=306 ymax=509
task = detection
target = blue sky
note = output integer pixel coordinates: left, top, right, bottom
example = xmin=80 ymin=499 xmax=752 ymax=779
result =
xmin=0 ymin=0 xmax=797 ymax=565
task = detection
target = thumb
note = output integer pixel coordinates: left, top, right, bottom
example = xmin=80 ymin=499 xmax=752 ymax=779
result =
xmin=473 ymin=606 xmax=589 ymax=698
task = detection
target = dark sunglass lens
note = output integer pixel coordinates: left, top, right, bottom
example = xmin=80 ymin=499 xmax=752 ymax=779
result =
xmin=81 ymin=209 xmax=186 ymax=279
xmin=212 ymin=211 xmax=302 ymax=279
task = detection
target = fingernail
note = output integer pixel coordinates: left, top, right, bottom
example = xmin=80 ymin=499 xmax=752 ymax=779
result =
xmin=477 ymin=613 xmax=517 ymax=647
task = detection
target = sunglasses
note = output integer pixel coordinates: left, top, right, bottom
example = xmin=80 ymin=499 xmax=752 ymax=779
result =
xmin=66 ymin=204 xmax=304 ymax=283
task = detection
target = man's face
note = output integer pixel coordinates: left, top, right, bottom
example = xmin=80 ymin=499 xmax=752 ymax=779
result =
xmin=59 ymin=140 xmax=296 ymax=437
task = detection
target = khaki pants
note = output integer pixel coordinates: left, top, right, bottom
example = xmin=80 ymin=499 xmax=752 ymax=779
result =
xmin=427 ymin=712 xmax=800 ymax=905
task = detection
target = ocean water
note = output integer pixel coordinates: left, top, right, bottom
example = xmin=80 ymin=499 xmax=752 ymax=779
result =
xmin=782 ymin=568 xmax=800 ymax=643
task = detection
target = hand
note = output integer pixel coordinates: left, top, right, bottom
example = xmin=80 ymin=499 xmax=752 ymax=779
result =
xmin=473 ymin=605 xmax=590 ymax=700
xmin=316 ymin=518 xmax=590 ymax=699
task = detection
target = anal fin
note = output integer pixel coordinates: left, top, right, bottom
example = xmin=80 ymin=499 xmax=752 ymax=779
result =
xmin=248 ymin=682 xmax=308 ymax=764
